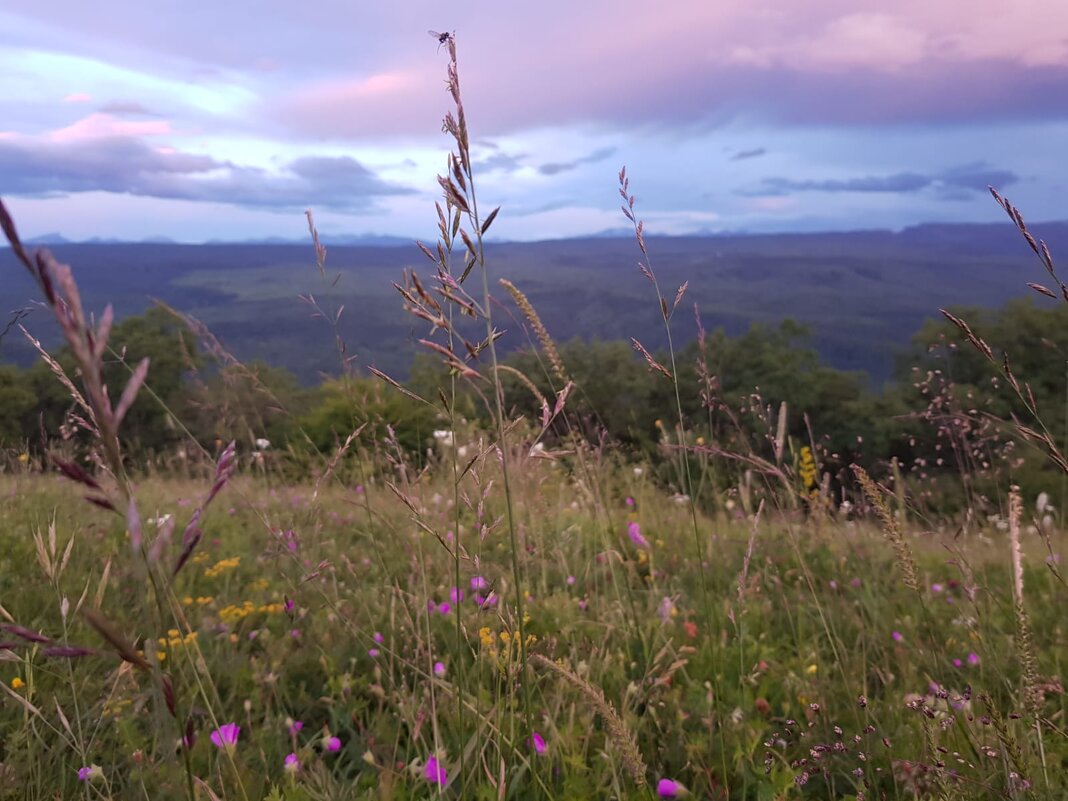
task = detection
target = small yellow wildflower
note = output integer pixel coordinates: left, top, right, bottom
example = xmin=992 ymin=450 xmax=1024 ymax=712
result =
xmin=17 ymin=453 xmax=29 ymax=464
xmin=10 ymin=677 xmax=24 ymax=689
xmin=805 ymin=664 xmax=818 ymax=675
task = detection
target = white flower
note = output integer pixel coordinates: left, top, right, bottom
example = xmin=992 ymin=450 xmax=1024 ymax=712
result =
xmin=633 ymin=467 xmax=644 ymax=477
xmin=255 ymin=438 xmax=271 ymax=451
xmin=432 ymin=430 xmax=454 ymax=447
xmin=1037 ymin=492 xmax=1050 ymax=514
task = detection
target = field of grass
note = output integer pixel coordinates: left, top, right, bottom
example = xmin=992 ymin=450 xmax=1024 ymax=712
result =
xmin=0 ymin=451 xmax=1064 ymax=800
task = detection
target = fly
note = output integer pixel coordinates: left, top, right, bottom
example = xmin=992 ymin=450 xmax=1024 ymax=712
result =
xmin=428 ymin=30 xmax=453 ymax=50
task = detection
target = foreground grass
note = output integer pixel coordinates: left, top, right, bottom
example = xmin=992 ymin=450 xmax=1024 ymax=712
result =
xmin=0 ymin=460 xmax=1064 ymax=801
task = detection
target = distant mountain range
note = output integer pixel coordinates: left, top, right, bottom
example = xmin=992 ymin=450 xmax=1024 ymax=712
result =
xmin=5 ymin=219 xmax=1067 ymax=385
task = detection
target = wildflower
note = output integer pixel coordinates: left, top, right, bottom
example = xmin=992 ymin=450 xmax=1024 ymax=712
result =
xmin=658 ymin=596 xmax=677 ymax=624
xmin=210 ymin=723 xmax=240 ymax=752
xmin=425 ymin=755 xmax=448 ymax=786
xmin=77 ymin=764 xmax=103 ymax=782
xmin=17 ymin=453 xmax=29 ymax=464
xmin=449 ymin=586 xmax=464 ymax=604
xmin=967 ymin=652 xmax=980 ymax=666
xmin=368 ymin=648 xmax=379 ymax=658
xmin=324 ymin=735 xmax=342 ymax=753
xmin=682 ymin=621 xmax=698 ymax=639
xmin=627 ymin=521 xmax=649 ymax=548
xmin=805 ymin=664 xmax=818 ymax=675
xmin=566 ymin=575 xmax=575 ymax=585
xmin=892 ymin=631 xmax=903 ymax=642
xmin=530 ymin=731 xmax=547 ymax=755
xmin=434 ymin=661 xmax=446 ymax=678
xmin=657 ymin=778 xmax=687 ymax=797
xmin=625 ymin=496 xmax=635 ymax=507
xmin=10 ymin=677 xmax=24 ymax=690
xmin=931 ymin=583 xmax=944 ymax=593
xmin=437 ymin=602 xmax=452 ymax=615
xmin=284 ymin=752 xmax=299 ymax=774
xmin=471 ymin=575 xmax=488 ymax=591
xmin=373 ymin=631 xmax=384 ymax=644
xmin=287 ymin=719 xmax=303 ymax=736
xmin=952 ymin=658 xmax=962 ymax=668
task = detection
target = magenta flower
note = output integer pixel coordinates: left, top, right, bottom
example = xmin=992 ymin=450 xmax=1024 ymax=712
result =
xmin=77 ymin=765 xmax=102 ymax=782
xmin=967 ymin=652 xmax=980 ymax=666
xmin=437 ymin=602 xmax=452 ymax=615
xmin=891 ymin=631 xmax=903 ymax=642
xmin=288 ymin=719 xmax=304 ymax=736
xmin=368 ymin=648 xmax=379 ymax=657
xmin=425 ymin=755 xmax=448 ymax=786
xmin=210 ymin=722 xmax=240 ymax=751
xmin=449 ymin=586 xmax=464 ymax=604
xmin=373 ymin=631 xmax=384 ymax=644
xmin=471 ymin=575 xmax=488 ymax=591
xmin=433 ymin=661 xmax=447 ymax=677
xmin=657 ymin=778 xmax=686 ymax=797
xmin=325 ymin=735 xmax=342 ymax=752
xmin=625 ymin=496 xmax=635 ymax=507
xmin=531 ymin=731 xmax=547 ymax=755
xmin=284 ymin=752 xmax=299 ymax=773
xmin=627 ymin=521 xmax=649 ymax=548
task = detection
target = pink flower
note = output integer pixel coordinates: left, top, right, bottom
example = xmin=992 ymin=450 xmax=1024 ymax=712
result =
xmin=471 ymin=575 xmax=488 ymax=591
xmin=625 ymin=496 xmax=635 ymax=507
xmin=657 ymin=778 xmax=686 ymax=797
xmin=967 ymin=652 xmax=980 ymax=666
xmin=437 ymin=602 xmax=452 ymax=615
xmin=284 ymin=752 xmax=299 ymax=773
xmin=210 ymin=722 xmax=240 ymax=751
xmin=530 ymin=731 xmax=547 ymax=755
xmin=368 ymin=648 xmax=380 ymax=657
xmin=425 ymin=755 xmax=448 ymax=786
xmin=434 ymin=661 xmax=447 ymax=677
xmin=627 ymin=521 xmax=649 ymax=548
xmin=288 ymin=719 xmax=304 ymax=736
xmin=373 ymin=631 xmax=384 ymax=644
xmin=891 ymin=631 xmax=903 ymax=642
xmin=449 ymin=586 xmax=464 ymax=604
xmin=325 ymin=735 xmax=342 ymax=753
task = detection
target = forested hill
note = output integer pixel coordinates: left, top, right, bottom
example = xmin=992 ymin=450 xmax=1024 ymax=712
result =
xmin=4 ymin=221 xmax=1067 ymax=384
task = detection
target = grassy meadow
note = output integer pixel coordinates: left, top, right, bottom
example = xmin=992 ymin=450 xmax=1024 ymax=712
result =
xmin=1 ymin=36 xmax=1067 ymax=801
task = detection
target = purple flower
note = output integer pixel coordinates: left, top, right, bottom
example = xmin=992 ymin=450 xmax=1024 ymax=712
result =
xmin=967 ymin=652 xmax=980 ymax=666
xmin=425 ymin=755 xmax=448 ymax=786
xmin=657 ymin=778 xmax=685 ymax=798
xmin=891 ymin=631 xmax=903 ymax=643
xmin=931 ymin=583 xmax=943 ymax=593
xmin=77 ymin=765 xmax=102 ymax=782
xmin=625 ymin=496 xmax=635 ymax=507
xmin=288 ymin=719 xmax=304 ymax=736
xmin=471 ymin=575 xmax=488 ymax=591
xmin=531 ymin=731 xmax=547 ymax=755
xmin=450 ymin=586 xmax=464 ymax=604
xmin=566 ymin=575 xmax=576 ymax=585
xmin=368 ymin=648 xmax=380 ymax=657
xmin=437 ymin=602 xmax=452 ymax=615
xmin=373 ymin=631 xmax=384 ymax=644
xmin=210 ymin=722 xmax=240 ymax=751
xmin=325 ymin=735 xmax=342 ymax=753
xmin=627 ymin=521 xmax=649 ymax=548
xmin=952 ymin=658 xmax=962 ymax=668
xmin=284 ymin=752 xmax=299 ymax=773
xmin=434 ymin=661 xmax=446 ymax=677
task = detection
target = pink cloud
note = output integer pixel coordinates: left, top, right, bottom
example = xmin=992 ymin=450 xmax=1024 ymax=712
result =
xmin=49 ymin=113 xmax=172 ymax=143
xmin=63 ymin=93 xmax=93 ymax=103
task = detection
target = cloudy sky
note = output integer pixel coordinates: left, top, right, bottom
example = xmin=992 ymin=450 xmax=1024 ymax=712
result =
xmin=1 ymin=1 xmax=1066 ymax=242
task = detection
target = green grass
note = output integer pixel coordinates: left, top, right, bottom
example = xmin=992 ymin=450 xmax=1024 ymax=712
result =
xmin=0 ymin=457 xmax=1063 ymax=800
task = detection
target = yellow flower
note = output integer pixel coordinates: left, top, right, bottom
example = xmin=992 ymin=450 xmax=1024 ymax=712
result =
xmin=805 ymin=664 xmax=818 ymax=675
xmin=10 ymin=677 xmax=24 ymax=689
xmin=17 ymin=453 xmax=29 ymax=464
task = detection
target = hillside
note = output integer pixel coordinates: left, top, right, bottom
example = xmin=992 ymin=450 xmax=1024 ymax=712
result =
xmin=4 ymin=221 xmax=1065 ymax=384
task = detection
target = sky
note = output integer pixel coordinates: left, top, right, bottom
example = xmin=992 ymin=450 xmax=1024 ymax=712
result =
xmin=1 ymin=1 xmax=1067 ymax=242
